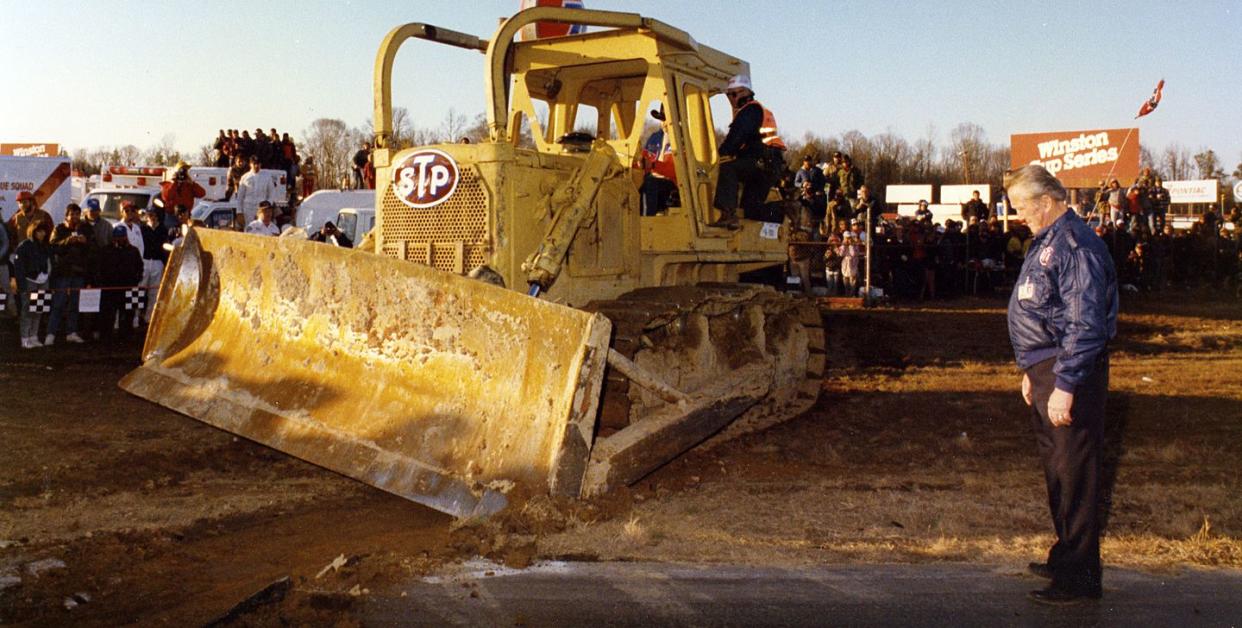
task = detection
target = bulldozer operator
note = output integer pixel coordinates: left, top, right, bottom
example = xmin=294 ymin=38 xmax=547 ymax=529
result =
xmin=710 ymin=74 xmax=786 ymax=230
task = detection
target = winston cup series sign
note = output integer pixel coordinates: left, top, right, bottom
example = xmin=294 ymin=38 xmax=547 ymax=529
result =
xmin=1010 ymin=128 xmax=1140 ymax=188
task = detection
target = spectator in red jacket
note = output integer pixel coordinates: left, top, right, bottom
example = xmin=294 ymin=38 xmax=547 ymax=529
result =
xmin=159 ymin=162 xmax=206 ymax=230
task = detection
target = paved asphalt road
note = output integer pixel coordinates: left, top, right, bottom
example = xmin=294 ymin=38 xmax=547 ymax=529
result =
xmin=358 ymin=561 xmax=1241 ymax=627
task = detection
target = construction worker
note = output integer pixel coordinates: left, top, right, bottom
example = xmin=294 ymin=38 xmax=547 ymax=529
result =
xmin=710 ymin=74 xmax=785 ymax=229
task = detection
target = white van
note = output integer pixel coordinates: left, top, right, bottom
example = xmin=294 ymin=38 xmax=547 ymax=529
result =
xmin=296 ymin=190 xmax=374 ymax=233
xmin=334 ymin=207 xmax=376 ymax=244
xmin=190 ymin=200 xmax=240 ymax=230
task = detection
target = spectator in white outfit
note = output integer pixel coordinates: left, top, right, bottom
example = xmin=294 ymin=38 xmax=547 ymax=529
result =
xmin=235 ymin=156 xmax=274 ymax=223
xmin=119 ymin=201 xmax=145 ymax=257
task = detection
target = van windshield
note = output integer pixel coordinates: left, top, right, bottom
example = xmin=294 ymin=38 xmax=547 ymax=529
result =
xmin=90 ymin=192 xmax=151 ymax=221
xmin=336 ymin=212 xmax=357 ymax=241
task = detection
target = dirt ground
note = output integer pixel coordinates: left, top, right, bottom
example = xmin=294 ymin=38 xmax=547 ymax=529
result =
xmin=2 ymin=294 xmax=1239 ymax=625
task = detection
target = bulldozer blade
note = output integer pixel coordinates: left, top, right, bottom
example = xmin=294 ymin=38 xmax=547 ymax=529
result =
xmin=120 ymin=228 xmax=611 ymax=518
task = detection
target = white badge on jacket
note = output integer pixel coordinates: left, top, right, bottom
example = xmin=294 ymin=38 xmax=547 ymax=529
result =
xmin=1018 ymin=277 xmax=1035 ymax=301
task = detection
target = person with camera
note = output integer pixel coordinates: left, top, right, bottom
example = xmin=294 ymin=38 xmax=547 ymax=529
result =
xmin=309 ymin=221 xmax=353 ymax=248
xmin=159 ymin=161 xmax=206 ymax=231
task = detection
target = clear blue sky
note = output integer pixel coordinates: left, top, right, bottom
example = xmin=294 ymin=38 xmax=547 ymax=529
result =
xmin=2 ymin=0 xmax=1239 ymax=170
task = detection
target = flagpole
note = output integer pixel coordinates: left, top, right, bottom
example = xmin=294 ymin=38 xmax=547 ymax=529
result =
xmin=1104 ymin=125 xmax=1136 ymax=184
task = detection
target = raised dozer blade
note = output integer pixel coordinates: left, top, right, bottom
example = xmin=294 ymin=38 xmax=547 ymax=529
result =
xmin=120 ymin=228 xmax=611 ymax=518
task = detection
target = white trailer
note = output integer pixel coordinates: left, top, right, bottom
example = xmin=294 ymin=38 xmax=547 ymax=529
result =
xmin=0 ymin=155 xmax=73 ymax=224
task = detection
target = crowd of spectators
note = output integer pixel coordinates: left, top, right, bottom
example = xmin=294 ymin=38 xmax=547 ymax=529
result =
xmin=3 ymin=197 xmax=180 ymax=349
xmin=212 ymin=129 xmax=305 ymax=204
xmin=786 ymin=159 xmax=1241 ymax=301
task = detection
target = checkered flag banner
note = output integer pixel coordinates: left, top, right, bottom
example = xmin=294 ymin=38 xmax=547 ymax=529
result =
xmin=124 ymin=288 xmax=146 ymax=311
xmin=0 ymin=290 xmax=6 ymax=308
xmin=28 ymin=290 xmax=52 ymax=314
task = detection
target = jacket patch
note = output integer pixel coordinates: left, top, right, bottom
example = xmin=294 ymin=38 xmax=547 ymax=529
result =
xmin=1039 ymin=246 xmax=1053 ymax=267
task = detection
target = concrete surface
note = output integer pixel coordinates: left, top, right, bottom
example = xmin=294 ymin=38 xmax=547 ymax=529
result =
xmin=359 ymin=560 xmax=1242 ymax=627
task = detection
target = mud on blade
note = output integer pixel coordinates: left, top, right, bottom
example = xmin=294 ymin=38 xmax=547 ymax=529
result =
xmin=120 ymin=228 xmax=610 ymax=518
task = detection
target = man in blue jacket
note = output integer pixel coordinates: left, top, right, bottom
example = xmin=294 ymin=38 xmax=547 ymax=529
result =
xmin=1005 ymin=165 xmax=1118 ymax=605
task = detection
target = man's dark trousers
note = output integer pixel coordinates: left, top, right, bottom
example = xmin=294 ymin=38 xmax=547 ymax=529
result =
xmin=713 ymin=157 xmax=767 ymax=217
xmin=1027 ymin=355 xmax=1108 ymax=594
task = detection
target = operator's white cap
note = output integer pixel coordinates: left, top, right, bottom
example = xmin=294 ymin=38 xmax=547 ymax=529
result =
xmin=726 ymin=74 xmax=753 ymax=92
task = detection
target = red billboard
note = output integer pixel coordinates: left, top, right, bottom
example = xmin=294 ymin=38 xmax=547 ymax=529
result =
xmin=1010 ymin=129 xmax=1139 ymax=189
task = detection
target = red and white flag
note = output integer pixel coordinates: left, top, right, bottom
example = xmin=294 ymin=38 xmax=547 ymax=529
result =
xmin=1135 ymin=79 xmax=1164 ymax=119
xmin=519 ymin=0 xmax=586 ymax=41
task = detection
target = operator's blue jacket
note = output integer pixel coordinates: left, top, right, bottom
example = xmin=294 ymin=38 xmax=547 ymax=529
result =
xmin=1007 ymin=211 xmax=1118 ymax=393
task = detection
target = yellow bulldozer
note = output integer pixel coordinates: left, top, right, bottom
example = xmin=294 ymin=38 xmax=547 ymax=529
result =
xmin=121 ymin=6 xmax=824 ymax=518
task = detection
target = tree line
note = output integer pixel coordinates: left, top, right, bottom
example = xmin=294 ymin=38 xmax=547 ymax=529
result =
xmin=61 ymin=116 xmax=1241 ymax=210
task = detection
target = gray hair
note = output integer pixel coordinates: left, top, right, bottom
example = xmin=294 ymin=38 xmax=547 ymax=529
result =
xmin=1004 ymin=165 xmax=1067 ymax=203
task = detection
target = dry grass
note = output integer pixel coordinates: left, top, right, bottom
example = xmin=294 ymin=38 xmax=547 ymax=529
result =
xmin=536 ymin=297 xmax=1242 ymax=571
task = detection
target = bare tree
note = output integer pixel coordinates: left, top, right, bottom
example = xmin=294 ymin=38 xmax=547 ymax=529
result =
xmin=70 ymin=148 xmax=96 ymax=175
xmin=1161 ymin=144 xmax=1193 ymax=180
xmin=141 ymin=134 xmax=181 ymax=166
xmin=439 ymin=108 xmax=470 ymax=143
xmin=1193 ymin=148 xmax=1224 ymax=180
xmin=462 ymin=112 xmax=489 ymax=144
xmin=946 ymin=123 xmax=988 ymax=184
xmin=303 ymin=118 xmax=355 ymax=191
xmin=1139 ymin=146 xmax=1156 ymax=175
xmin=117 ymin=145 xmax=141 ymax=166
xmin=910 ymin=124 xmax=938 ymax=182
xmin=869 ymin=132 xmax=910 ymax=188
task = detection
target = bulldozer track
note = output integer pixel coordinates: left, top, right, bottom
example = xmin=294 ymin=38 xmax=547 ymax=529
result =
xmin=584 ymin=284 xmax=825 ymax=451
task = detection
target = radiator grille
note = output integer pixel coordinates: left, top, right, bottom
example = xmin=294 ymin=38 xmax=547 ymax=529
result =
xmin=380 ymin=167 xmax=491 ymax=274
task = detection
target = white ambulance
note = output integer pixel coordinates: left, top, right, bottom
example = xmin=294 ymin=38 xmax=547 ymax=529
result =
xmin=0 ymin=155 xmax=73 ymax=224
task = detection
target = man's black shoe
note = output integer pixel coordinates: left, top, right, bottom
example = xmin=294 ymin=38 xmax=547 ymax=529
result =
xmin=1028 ymin=586 xmax=1102 ymax=605
xmin=1027 ymin=562 xmax=1053 ymax=579
xmin=706 ymin=217 xmax=740 ymax=230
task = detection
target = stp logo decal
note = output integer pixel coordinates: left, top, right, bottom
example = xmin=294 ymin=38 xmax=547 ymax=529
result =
xmin=392 ymin=149 xmax=459 ymax=208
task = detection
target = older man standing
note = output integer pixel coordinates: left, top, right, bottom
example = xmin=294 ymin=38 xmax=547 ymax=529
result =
xmin=1005 ymin=165 xmax=1117 ymax=605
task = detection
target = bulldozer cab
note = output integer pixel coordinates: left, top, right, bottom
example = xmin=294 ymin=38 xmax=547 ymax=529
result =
xmin=504 ymin=28 xmax=733 ymax=230
xmin=370 ymin=7 xmax=786 ymax=301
